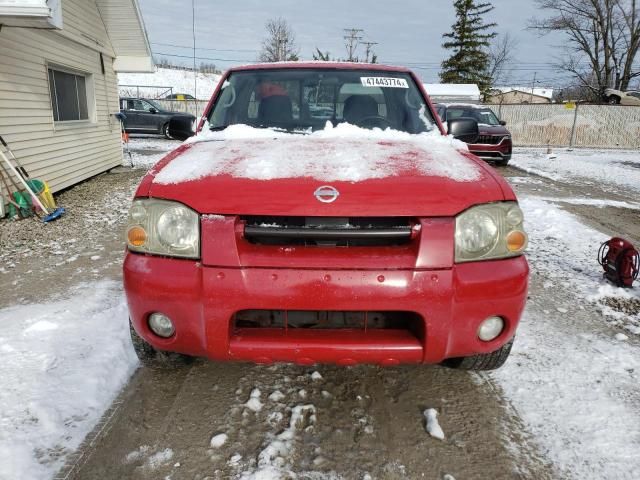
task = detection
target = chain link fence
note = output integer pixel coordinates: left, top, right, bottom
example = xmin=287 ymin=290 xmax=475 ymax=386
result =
xmin=493 ymin=103 xmax=640 ymax=149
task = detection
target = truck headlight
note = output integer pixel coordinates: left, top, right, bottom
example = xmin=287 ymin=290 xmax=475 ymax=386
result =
xmin=126 ymin=199 xmax=200 ymax=259
xmin=455 ymin=202 xmax=527 ymax=263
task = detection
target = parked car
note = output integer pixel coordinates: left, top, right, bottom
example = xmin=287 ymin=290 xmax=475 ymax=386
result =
xmin=603 ymin=88 xmax=640 ymax=106
xmin=119 ymin=98 xmax=196 ymax=140
xmin=124 ymin=63 xmax=528 ymax=371
xmin=165 ymin=93 xmax=196 ymax=100
xmin=435 ymin=104 xmax=512 ymax=166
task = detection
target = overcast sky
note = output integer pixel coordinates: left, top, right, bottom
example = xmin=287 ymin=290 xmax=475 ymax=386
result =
xmin=137 ymin=0 xmax=564 ymax=87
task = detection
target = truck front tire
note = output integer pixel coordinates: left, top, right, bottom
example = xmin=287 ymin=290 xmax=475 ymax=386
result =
xmin=442 ymin=338 xmax=514 ymax=371
xmin=129 ymin=319 xmax=193 ymax=368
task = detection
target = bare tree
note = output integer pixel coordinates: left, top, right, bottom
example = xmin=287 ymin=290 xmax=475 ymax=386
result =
xmin=531 ymin=0 xmax=640 ymax=96
xmin=488 ymin=32 xmax=518 ymax=86
xmin=258 ymin=18 xmax=300 ymax=62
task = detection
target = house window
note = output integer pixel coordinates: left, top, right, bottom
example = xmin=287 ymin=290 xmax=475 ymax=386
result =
xmin=47 ymin=67 xmax=89 ymax=122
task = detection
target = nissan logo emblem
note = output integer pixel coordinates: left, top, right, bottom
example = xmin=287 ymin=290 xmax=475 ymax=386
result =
xmin=314 ymin=185 xmax=340 ymax=203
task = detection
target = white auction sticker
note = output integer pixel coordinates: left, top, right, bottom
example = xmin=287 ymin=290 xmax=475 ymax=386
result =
xmin=360 ymin=77 xmax=409 ymax=88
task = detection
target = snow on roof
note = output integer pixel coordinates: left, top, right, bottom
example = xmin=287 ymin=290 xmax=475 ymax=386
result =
xmin=153 ymin=123 xmax=480 ymax=184
xmin=494 ymin=87 xmax=554 ymax=99
xmin=423 ymin=83 xmax=481 ymax=101
xmin=118 ymin=67 xmax=221 ymax=100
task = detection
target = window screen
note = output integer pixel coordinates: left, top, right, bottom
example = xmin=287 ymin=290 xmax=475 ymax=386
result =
xmin=48 ymin=68 xmax=89 ymax=122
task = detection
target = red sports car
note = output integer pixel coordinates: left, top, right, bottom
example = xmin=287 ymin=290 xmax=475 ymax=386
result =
xmin=436 ymin=104 xmax=513 ymax=166
xmin=124 ymin=63 xmax=528 ymax=370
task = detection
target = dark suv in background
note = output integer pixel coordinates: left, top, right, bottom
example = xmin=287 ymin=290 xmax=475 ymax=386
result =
xmin=119 ymin=98 xmax=196 ymax=140
xmin=435 ymin=104 xmax=512 ymax=166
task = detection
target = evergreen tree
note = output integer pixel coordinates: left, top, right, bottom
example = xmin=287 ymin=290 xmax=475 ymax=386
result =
xmin=440 ymin=0 xmax=497 ymax=94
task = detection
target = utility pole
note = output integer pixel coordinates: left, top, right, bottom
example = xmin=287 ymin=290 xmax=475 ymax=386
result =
xmin=362 ymin=41 xmax=378 ymax=63
xmin=343 ymin=28 xmax=364 ymax=62
xmin=192 ymin=0 xmax=198 ymax=116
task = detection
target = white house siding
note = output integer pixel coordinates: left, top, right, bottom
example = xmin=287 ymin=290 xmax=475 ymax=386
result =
xmin=96 ymin=0 xmax=149 ymax=57
xmin=0 ymin=2 xmax=122 ymax=195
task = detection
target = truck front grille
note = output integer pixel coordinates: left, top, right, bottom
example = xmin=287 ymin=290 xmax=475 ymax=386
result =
xmin=241 ymin=216 xmax=415 ymax=247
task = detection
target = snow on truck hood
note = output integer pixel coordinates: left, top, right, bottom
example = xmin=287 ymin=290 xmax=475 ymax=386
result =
xmin=152 ymin=123 xmax=481 ymax=184
xmin=145 ymin=123 xmax=510 ymax=217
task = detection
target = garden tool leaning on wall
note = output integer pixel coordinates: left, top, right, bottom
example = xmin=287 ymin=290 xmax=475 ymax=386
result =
xmin=0 ymin=134 xmax=65 ymax=222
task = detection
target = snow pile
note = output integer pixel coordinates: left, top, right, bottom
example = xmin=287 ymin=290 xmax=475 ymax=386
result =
xmin=240 ymin=404 xmax=316 ymax=480
xmin=153 ymin=123 xmax=479 ymax=184
xmin=245 ymin=388 xmax=263 ymax=412
xmin=512 ymin=148 xmax=640 ymax=195
xmin=268 ymin=390 xmax=285 ymax=402
xmin=538 ymin=196 xmax=640 ymax=211
xmin=423 ymin=408 xmax=445 ymax=440
xmin=146 ymin=448 xmax=174 ymax=469
xmin=210 ymin=433 xmax=228 ymax=448
xmin=0 ymin=281 xmax=138 ymax=480
xmin=118 ymin=67 xmax=221 ymax=100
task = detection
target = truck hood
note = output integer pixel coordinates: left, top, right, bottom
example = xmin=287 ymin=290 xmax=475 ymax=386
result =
xmin=143 ymin=132 xmax=510 ymax=217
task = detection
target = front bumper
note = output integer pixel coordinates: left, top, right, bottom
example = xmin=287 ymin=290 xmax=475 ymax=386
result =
xmin=469 ymin=139 xmax=513 ymax=162
xmin=124 ymin=253 xmax=529 ymax=366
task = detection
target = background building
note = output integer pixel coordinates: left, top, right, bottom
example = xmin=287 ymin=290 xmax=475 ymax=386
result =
xmin=0 ymin=0 xmax=153 ymax=194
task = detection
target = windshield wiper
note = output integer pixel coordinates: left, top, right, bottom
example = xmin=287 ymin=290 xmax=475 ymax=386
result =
xmin=209 ymin=125 xmax=229 ymax=131
xmin=259 ymin=126 xmax=311 ymax=135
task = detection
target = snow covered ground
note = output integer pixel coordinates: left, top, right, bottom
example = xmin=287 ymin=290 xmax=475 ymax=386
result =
xmin=520 ymin=196 xmax=640 ymax=333
xmin=118 ymin=67 xmax=221 ymax=100
xmin=0 ymin=281 xmax=137 ymax=480
xmin=511 ymin=147 xmax=640 ymax=195
xmin=491 ymin=192 xmax=640 ymax=479
xmin=2 ymin=140 xmax=640 ymax=479
xmin=124 ymin=135 xmax=181 ymax=169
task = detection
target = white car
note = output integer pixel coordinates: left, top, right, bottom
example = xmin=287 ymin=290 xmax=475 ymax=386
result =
xmin=604 ymin=88 xmax=640 ymax=106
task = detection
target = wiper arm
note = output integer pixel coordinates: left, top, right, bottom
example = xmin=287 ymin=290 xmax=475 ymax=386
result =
xmin=209 ymin=125 xmax=228 ymax=131
xmin=267 ymin=126 xmax=311 ymax=135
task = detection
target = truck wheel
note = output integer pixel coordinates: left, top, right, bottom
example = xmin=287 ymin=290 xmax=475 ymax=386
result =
xmin=442 ymin=338 xmax=514 ymax=371
xmin=162 ymin=122 xmax=174 ymax=140
xmin=608 ymin=96 xmax=621 ymax=105
xmin=129 ymin=319 xmax=193 ymax=368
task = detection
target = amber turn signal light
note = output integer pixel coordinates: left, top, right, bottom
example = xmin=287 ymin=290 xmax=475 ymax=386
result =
xmin=127 ymin=226 xmax=147 ymax=247
xmin=506 ymin=230 xmax=527 ymax=252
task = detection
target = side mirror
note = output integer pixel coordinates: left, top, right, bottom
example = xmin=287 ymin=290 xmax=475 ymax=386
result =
xmin=168 ymin=116 xmax=197 ymax=141
xmin=448 ymin=118 xmax=479 ymax=144
xmin=149 ymin=107 xmax=158 ymax=114
xmin=499 ymin=120 xmax=507 ymax=126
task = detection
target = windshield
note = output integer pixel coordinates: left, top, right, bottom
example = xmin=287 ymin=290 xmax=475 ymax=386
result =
xmin=445 ymin=106 xmax=501 ymax=126
xmin=145 ymin=99 xmax=163 ymax=110
xmin=207 ymin=68 xmax=436 ymax=134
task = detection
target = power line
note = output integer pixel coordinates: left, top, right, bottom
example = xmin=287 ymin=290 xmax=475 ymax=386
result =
xmin=362 ymin=41 xmax=378 ymax=63
xmin=343 ymin=28 xmax=364 ymax=62
xmin=148 ymin=39 xmax=588 ymax=72
xmin=150 ymin=41 xmax=258 ymax=53
xmin=153 ymin=51 xmax=257 ymax=63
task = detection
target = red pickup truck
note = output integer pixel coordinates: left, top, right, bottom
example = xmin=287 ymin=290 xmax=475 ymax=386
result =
xmin=124 ymin=63 xmax=528 ymax=370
